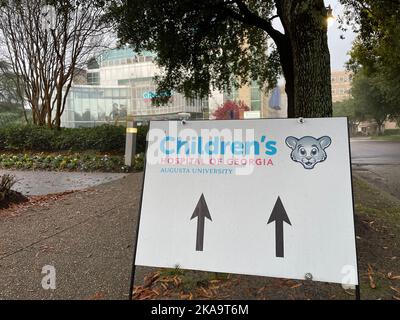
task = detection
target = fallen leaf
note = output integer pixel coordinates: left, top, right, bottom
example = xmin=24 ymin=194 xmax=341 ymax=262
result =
xmin=367 ymin=264 xmax=376 ymax=289
xmin=144 ymin=272 xmax=160 ymax=288
xmin=209 ymin=280 xmax=221 ymax=284
xmin=161 ymin=283 xmax=168 ymax=291
xmin=152 ymin=289 xmax=160 ymax=296
xmin=257 ymin=286 xmax=266 ymax=294
xmin=369 ymin=276 xmax=376 ymax=289
xmin=139 ymin=293 xmax=155 ymax=300
xmin=198 ymin=287 xmax=213 ymax=298
xmin=388 ymin=273 xmax=400 ymax=280
xmin=132 ymin=286 xmax=158 ymax=300
xmin=390 ymin=286 xmax=400 ymax=295
xmin=89 ymin=291 xmax=106 ymax=300
xmin=344 ymin=290 xmax=355 ymax=296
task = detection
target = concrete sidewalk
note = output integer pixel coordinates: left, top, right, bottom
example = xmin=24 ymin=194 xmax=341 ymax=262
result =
xmin=0 ymin=173 xmax=142 ymax=300
xmin=0 ymin=169 xmax=128 ymax=196
xmin=350 ymin=139 xmax=400 ymax=201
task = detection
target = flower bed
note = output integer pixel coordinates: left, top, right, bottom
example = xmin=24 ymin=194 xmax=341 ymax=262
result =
xmin=0 ymin=152 xmax=145 ymax=172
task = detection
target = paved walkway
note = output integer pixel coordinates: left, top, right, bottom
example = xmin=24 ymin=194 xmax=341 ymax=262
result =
xmin=0 ymin=173 xmax=142 ymax=300
xmin=351 ymin=139 xmax=400 ymax=165
xmin=350 ymin=139 xmax=400 ymax=201
xmin=1 ymin=169 xmax=394 ymax=300
xmin=0 ymin=169 xmax=128 ymax=196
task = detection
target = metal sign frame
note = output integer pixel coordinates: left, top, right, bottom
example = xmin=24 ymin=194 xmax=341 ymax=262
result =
xmin=128 ymin=117 xmax=361 ymax=300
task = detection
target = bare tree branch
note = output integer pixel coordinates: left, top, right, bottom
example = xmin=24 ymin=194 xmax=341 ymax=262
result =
xmin=0 ymin=0 xmax=112 ymax=128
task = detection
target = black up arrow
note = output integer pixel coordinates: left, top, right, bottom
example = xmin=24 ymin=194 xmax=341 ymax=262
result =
xmin=267 ymin=197 xmax=292 ymax=258
xmin=190 ymin=194 xmax=212 ymax=252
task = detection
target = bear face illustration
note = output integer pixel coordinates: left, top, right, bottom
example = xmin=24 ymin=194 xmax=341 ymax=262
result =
xmin=285 ymin=136 xmax=332 ymax=169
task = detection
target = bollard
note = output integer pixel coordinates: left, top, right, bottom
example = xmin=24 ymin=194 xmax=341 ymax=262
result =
xmin=125 ymin=116 xmax=137 ymax=167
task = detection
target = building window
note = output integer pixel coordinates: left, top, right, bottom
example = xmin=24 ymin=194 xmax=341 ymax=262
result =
xmin=223 ymin=86 xmax=238 ymax=102
xmin=250 ymin=81 xmax=261 ymax=111
xmin=87 ymin=72 xmax=100 ymax=85
xmin=232 ymin=87 xmax=239 ymax=101
xmin=251 ymin=100 xmax=261 ymax=111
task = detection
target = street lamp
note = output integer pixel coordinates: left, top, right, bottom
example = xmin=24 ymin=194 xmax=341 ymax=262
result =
xmin=326 ymin=5 xmax=335 ymax=28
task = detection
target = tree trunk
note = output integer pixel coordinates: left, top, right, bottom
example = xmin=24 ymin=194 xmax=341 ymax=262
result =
xmin=284 ymin=69 xmax=295 ymax=118
xmin=54 ymin=109 xmax=61 ymax=130
xmin=278 ymin=0 xmax=332 ymax=118
xmin=375 ymin=120 xmax=384 ymax=135
xmin=54 ymin=85 xmax=63 ymax=130
xmin=47 ymin=109 xmax=52 ymax=129
xmin=275 ymin=38 xmax=295 ymax=118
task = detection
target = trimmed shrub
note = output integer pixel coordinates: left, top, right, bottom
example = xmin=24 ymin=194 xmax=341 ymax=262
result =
xmin=0 ymin=125 xmax=56 ymax=151
xmin=136 ymin=125 xmax=148 ymax=154
xmin=383 ymin=128 xmax=400 ymax=136
xmin=133 ymin=153 xmax=145 ymax=171
xmin=0 ymin=124 xmax=149 ymax=153
xmin=0 ymin=174 xmax=16 ymax=202
xmin=55 ymin=126 xmax=126 ymax=151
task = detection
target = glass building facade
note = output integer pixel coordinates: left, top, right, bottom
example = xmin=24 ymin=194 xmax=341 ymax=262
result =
xmin=250 ymin=81 xmax=262 ymax=111
xmin=61 ymin=48 xmax=208 ymax=128
xmin=128 ymin=78 xmax=208 ymax=119
xmin=62 ymin=86 xmax=131 ymax=128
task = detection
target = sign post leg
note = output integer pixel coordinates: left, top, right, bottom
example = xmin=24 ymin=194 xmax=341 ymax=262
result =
xmin=355 ymin=285 xmax=361 ymax=300
xmin=128 ymin=141 xmax=148 ymax=300
xmin=347 ymin=119 xmax=361 ymax=301
xmin=128 ymin=266 xmax=136 ymax=301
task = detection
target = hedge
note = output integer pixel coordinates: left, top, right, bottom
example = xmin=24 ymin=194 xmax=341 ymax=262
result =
xmin=383 ymin=128 xmax=400 ymax=136
xmin=0 ymin=124 xmax=149 ymax=153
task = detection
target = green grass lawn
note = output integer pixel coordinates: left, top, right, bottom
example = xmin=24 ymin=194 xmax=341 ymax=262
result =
xmin=371 ymin=135 xmax=400 ymax=141
xmin=353 ymin=177 xmax=400 ymax=300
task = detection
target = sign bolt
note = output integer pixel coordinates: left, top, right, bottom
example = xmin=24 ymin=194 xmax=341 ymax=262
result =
xmin=305 ymin=273 xmax=313 ymax=281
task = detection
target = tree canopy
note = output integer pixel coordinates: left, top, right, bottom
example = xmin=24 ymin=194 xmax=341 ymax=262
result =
xmin=108 ymin=1 xmax=280 ymax=98
xmin=334 ymin=71 xmax=398 ymax=134
xmin=106 ymin=0 xmax=333 ymax=118
xmin=352 ymin=71 xmax=395 ymax=131
xmin=0 ymin=60 xmax=23 ymax=106
xmin=340 ymin=0 xmax=400 ymax=112
xmin=0 ymin=0 xmax=110 ymax=129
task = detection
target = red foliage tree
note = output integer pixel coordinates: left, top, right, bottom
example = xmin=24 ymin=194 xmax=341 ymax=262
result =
xmin=212 ymin=100 xmax=250 ymax=120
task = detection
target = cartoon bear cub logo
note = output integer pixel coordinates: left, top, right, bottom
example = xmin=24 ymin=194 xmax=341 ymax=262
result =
xmin=285 ymin=136 xmax=332 ymax=170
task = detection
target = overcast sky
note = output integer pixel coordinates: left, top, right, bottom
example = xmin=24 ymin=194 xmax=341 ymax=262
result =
xmin=272 ymin=0 xmax=356 ymax=72
xmin=327 ymin=0 xmax=356 ymax=70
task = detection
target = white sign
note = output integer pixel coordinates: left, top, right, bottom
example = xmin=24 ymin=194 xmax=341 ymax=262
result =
xmin=135 ymin=118 xmax=358 ymax=285
xmin=244 ymin=111 xmax=261 ymax=119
